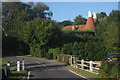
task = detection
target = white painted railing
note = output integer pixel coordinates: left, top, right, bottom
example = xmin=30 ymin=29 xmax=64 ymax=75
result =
xmin=70 ymin=56 xmax=101 ymax=74
xmin=4 ymin=59 xmax=25 ymax=77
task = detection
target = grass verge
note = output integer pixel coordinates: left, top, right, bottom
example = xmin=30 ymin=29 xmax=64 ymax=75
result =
xmin=8 ymin=70 xmax=27 ymax=79
xmin=68 ymin=66 xmax=98 ymax=78
xmin=2 ymin=59 xmax=27 ymax=79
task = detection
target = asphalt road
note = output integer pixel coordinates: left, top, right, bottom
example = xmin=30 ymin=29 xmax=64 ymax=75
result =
xmin=3 ymin=56 xmax=87 ymax=80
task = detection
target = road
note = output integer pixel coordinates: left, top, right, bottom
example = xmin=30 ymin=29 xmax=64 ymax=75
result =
xmin=3 ymin=56 xmax=87 ymax=80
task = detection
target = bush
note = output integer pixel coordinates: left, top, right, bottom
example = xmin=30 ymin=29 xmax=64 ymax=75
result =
xmin=48 ymin=48 xmax=60 ymax=60
xmin=46 ymin=53 xmax=53 ymax=60
xmin=98 ymin=61 xmax=119 ymax=78
xmin=57 ymin=54 xmax=72 ymax=65
xmin=2 ymin=36 xmax=29 ymax=57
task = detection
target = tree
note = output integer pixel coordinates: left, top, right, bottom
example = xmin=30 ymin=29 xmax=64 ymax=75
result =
xmin=96 ymin=12 xmax=107 ymax=22
xmin=107 ymin=10 xmax=120 ymax=23
xmin=58 ymin=20 xmax=73 ymax=27
xmin=96 ymin=10 xmax=120 ymax=53
xmin=19 ymin=18 xmax=61 ymax=57
xmin=2 ymin=2 xmax=53 ymax=56
xmin=2 ymin=2 xmax=53 ymax=34
xmin=74 ymin=15 xmax=87 ymax=25
xmin=27 ymin=2 xmax=53 ymax=20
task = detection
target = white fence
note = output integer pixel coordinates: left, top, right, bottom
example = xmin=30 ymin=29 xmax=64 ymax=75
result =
xmin=4 ymin=59 xmax=25 ymax=77
xmin=70 ymin=56 xmax=101 ymax=74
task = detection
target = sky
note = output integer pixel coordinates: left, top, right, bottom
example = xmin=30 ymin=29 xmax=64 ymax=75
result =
xmin=42 ymin=2 xmax=118 ymax=22
xmin=7 ymin=0 xmax=119 ymax=22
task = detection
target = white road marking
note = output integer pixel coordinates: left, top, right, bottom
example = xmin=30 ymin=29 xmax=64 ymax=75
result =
xmin=32 ymin=61 xmax=47 ymax=68
xmin=69 ymin=70 xmax=89 ymax=80
xmin=34 ymin=62 xmax=40 ymax=64
xmin=42 ymin=65 xmax=47 ymax=67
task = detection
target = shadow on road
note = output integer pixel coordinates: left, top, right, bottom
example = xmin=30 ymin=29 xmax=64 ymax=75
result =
xmin=25 ymin=62 xmax=48 ymax=66
xmin=27 ymin=64 xmax=67 ymax=72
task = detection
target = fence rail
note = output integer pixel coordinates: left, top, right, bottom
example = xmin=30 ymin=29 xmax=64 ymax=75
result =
xmin=3 ymin=59 xmax=25 ymax=77
xmin=70 ymin=56 xmax=101 ymax=74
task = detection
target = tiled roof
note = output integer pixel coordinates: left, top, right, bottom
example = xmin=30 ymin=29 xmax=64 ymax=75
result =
xmin=61 ymin=11 xmax=97 ymax=31
xmin=76 ymin=25 xmax=85 ymax=30
xmin=62 ymin=26 xmax=72 ymax=30
xmin=85 ymin=17 xmax=95 ymax=31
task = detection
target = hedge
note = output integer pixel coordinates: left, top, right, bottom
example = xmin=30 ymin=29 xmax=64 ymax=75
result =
xmin=98 ymin=61 xmax=120 ymax=78
xmin=48 ymin=48 xmax=60 ymax=60
xmin=46 ymin=53 xmax=53 ymax=60
xmin=57 ymin=54 xmax=73 ymax=65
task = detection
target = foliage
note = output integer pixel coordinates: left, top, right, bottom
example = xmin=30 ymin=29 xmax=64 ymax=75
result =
xmin=58 ymin=20 xmax=73 ymax=27
xmin=57 ymin=54 xmax=71 ymax=65
xmin=98 ymin=61 xmax=119 ymax=78
xmin=46 ymin=53 xmax=53 ymax=60
xmin=60 ymin=40 xmax=106 ymax=61
xmin=96 ymin=12 xmax=107 ymax=22
xmin=2 ymin=2 xmax=53 ymax=56
xmin=2 ymin=1 xmax=119 ymax=63
xmin=2 ymin=36 xmax=29 ymax=57
xmin=96 ymin=10 xmax=120 ymax=53
xmin=74 ymin=15 xmax=87 ymax=25
xmin=48 ymin=48 xmax=60 ymax=59
xmin=2 ymin=2 xmax=52 ymax=39
xmin=21 ymin=18 xmax=61 ymax=57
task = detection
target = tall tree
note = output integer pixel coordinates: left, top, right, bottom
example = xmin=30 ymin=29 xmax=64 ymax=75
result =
xmin=96 ymin=12 xmax=107 ymax=22
xmin=96 ymin=10 xmax=120 ymax=53
xmin=74 ymin=15 xmax=87 ymax=25
xmin=2 ymin=2 xmax=53 ymax=35
xmin=58 ymin=20 xmax=73 ymax=27
xmin=19 ymin=18 xmax=61 ymax=57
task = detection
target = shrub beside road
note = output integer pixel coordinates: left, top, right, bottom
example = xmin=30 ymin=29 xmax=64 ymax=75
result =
xmin=98 ymin=61 xmax=120 ymax=78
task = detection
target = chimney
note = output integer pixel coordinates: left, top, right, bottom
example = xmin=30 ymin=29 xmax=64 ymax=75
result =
xmin=88 ymin=11 xmax=92 ymax=17
xmin=93 ymin=12 xmax=97 ymax=23
xmin=85 ymin=11 xmax=95 ymax=31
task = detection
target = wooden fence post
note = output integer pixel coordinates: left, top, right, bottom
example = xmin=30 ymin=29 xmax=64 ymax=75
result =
xmin=63 ymin=56 xmax=64 ymax=62
xmin=7 ymin=62 xmax=10 ymax=75
xmin=90 ymin=61 xmax=93 ymax=72
xmin=4 ymin=66 xmax=7 ymax=77
xmin=71 ymin=56 xmax=72 ymax=66
xmin=27 ymin=71 xmax=30 ymax=80
xmin=73 ymin=57 xmax=75 ymax=67
xmin=75 ymin=58 xmax=78 ymax=68
xmin=7 ymin=62 xmax=10 ymax=67
xmin=22 ymin=59 xmax=25 ymax=71
xmin=17 ymin=61 xmax=20 ymax=72
xmin=81 ymin=59 xmax=84 ymax=70
xmin=57 ymin=56 xmax=58 ymax=61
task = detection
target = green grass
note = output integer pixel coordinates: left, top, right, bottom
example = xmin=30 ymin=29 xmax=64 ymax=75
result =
xmin=8 ymin=70 xmax=27 ymax=79
xmin=68 ymin=66 xmax=98 ymax=78
xmin=2 ymin=59 xmax=27 ymax=79
xmin=1 ymin=60 xmax=13 ymax=70
xmin=2 ymin=60 xmax=12 ymax=65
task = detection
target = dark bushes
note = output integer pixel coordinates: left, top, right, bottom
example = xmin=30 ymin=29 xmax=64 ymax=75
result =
xmin=2 ymin=36 xmax=29 ymax=57
xmin=48 ymin=48 xmax=60 ymax=60
xmin=57 ymin=54 xmax=72 ymax=65
xmin=98 ymin=61 xmax=120 ymax=78
xmin=46 ymin=53 xmax=53 ymax=60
